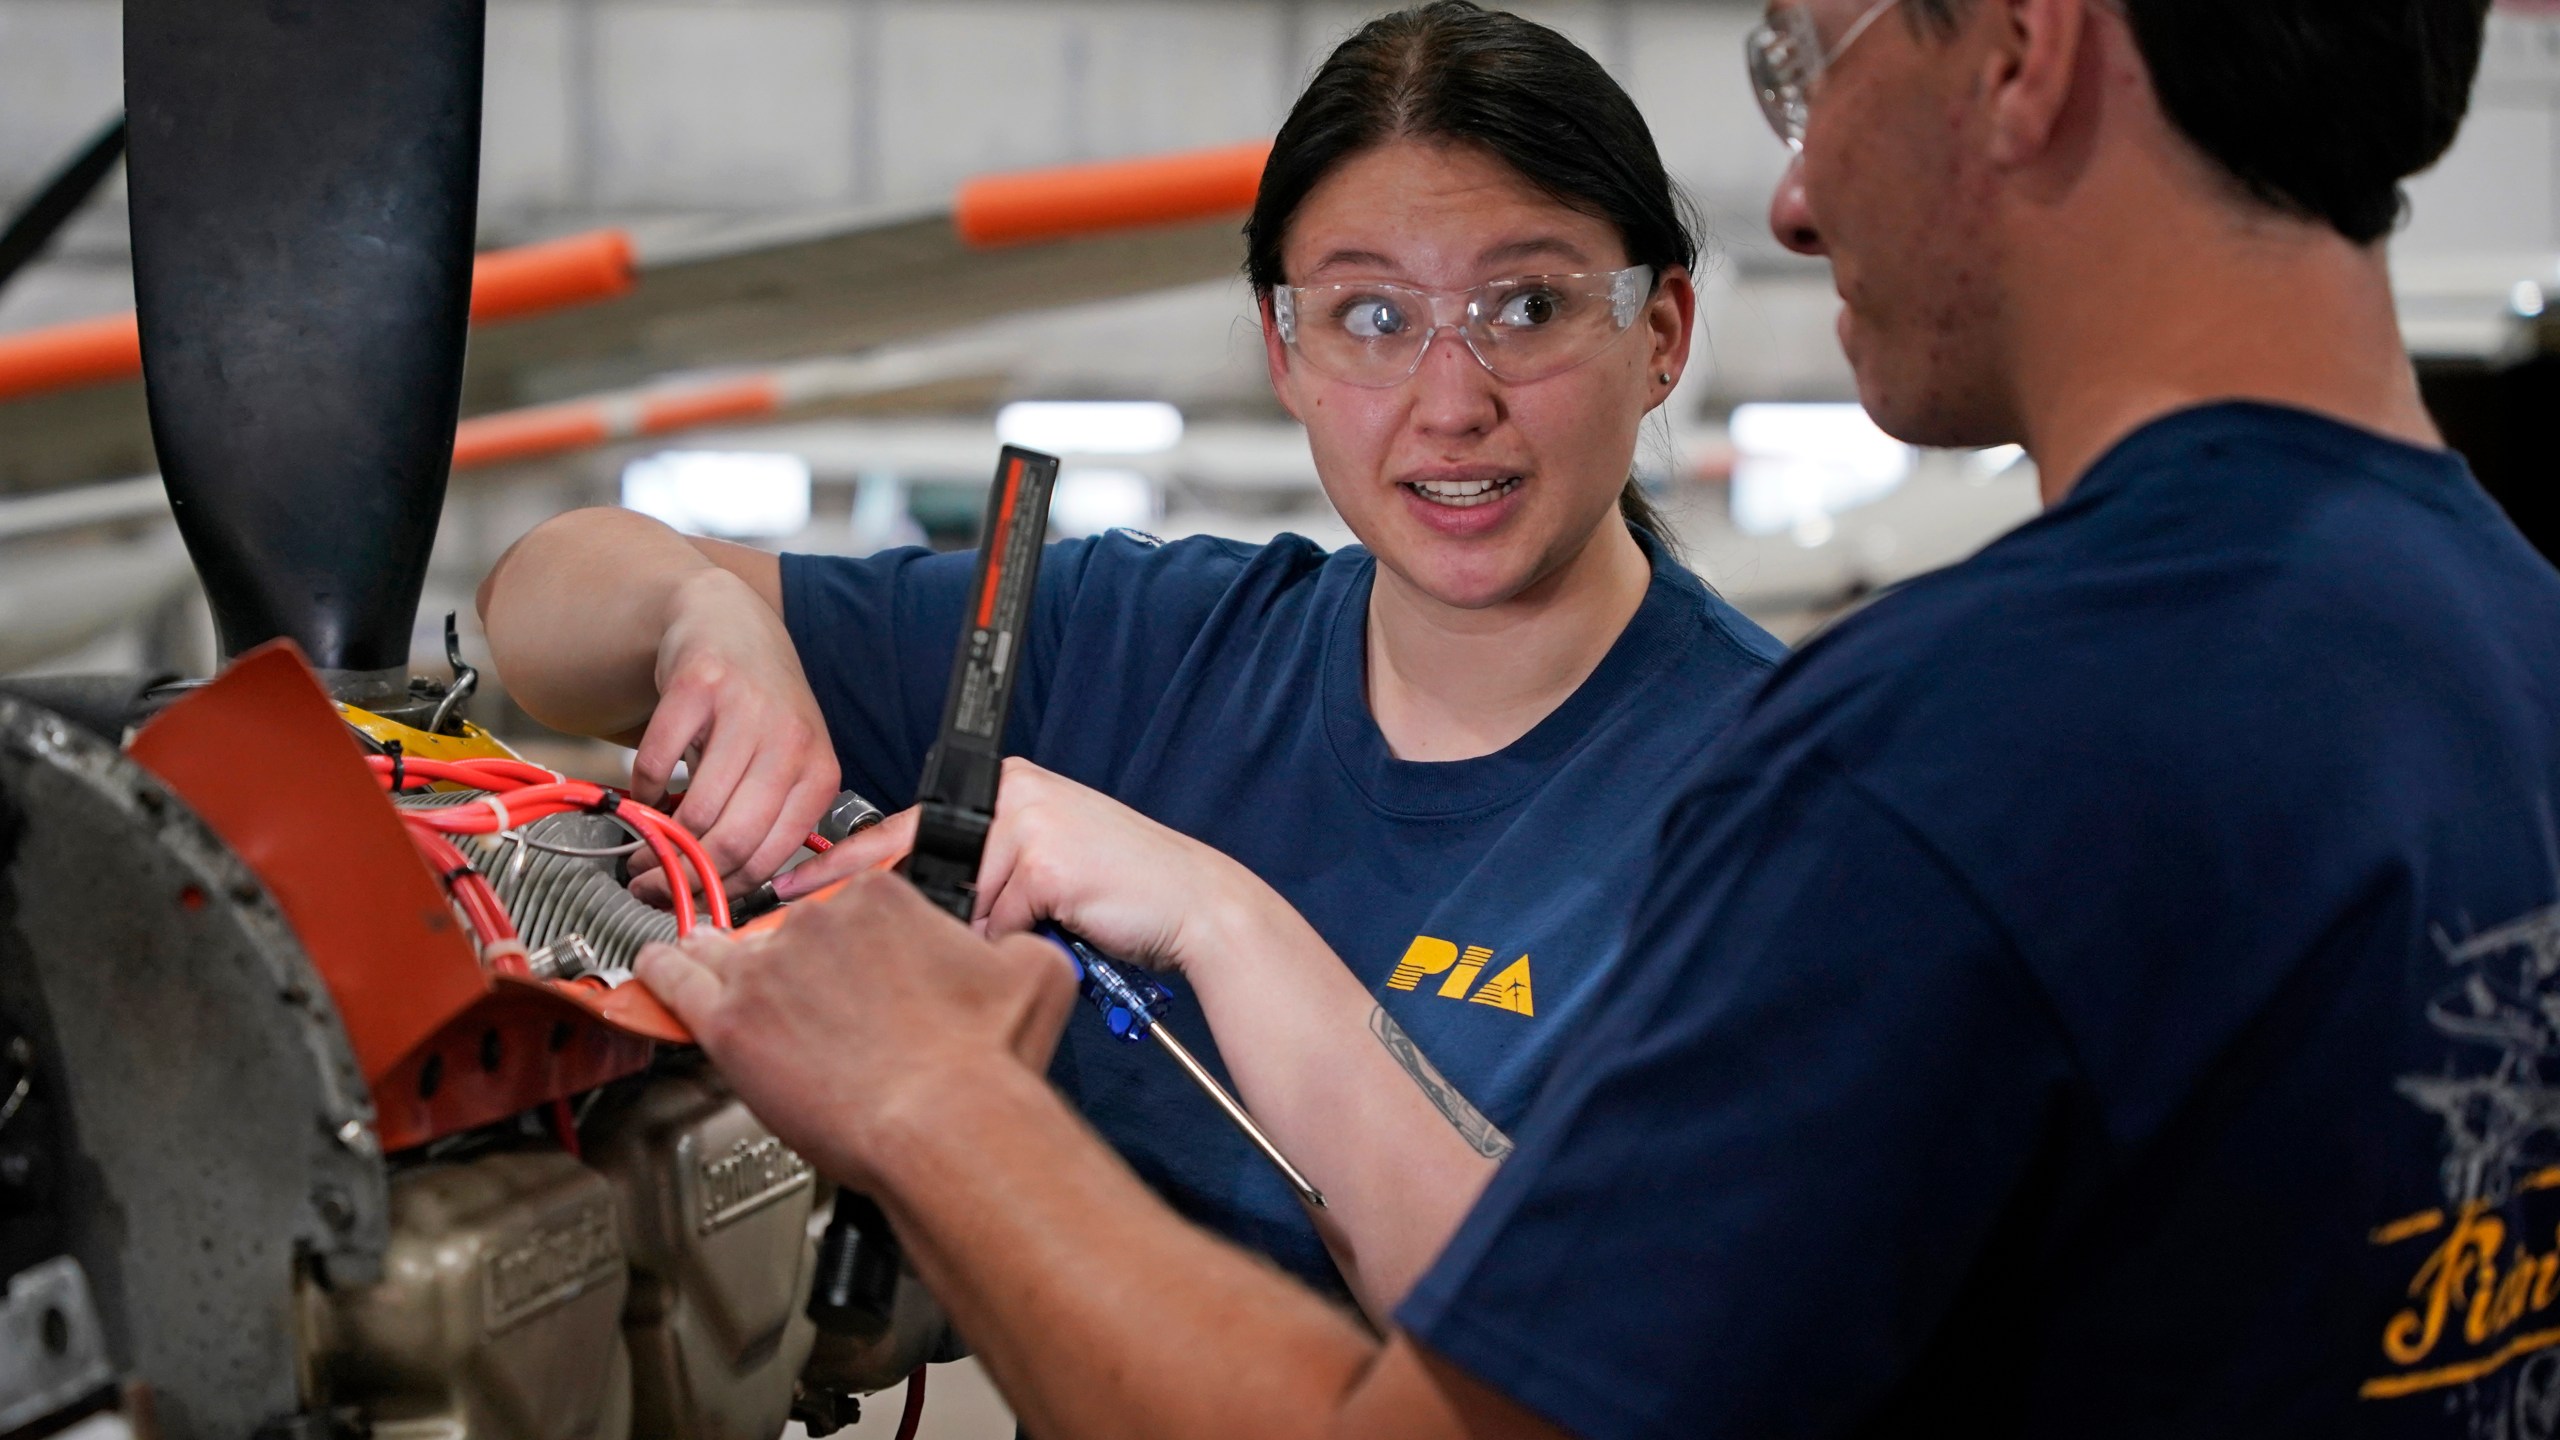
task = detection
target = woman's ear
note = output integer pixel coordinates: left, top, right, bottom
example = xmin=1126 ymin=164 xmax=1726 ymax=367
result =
xmin=1645 ymin=265 xmax=1699 ymax=409
xmin=1260 ymin=291 xmax=1305 ymax=423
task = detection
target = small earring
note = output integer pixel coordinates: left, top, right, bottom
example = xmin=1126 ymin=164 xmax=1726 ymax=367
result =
xmin=1657 ymin=372 xmax=1674 ymax=384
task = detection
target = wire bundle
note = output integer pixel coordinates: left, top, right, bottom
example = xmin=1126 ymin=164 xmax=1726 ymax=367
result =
xmin=396 ymin=791 xmax=681 ymax=977
xmin=367 ymin=754 xmax=732 ymax=973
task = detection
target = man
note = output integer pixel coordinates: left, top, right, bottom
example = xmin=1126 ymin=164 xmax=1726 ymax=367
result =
xmin=636 ymin=0 xmax=2552 ymax=1433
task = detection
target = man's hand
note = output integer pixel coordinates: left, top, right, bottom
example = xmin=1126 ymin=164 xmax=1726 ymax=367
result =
xmin=634 ymin=871 xmax=1078 ymax=1188
xmin=773 ymin=758 xmax=1274 ymax=980
xmin=628 ymin=565 xmax=842 ymax=903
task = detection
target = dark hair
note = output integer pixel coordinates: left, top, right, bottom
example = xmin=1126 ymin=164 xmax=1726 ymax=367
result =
xmin=1245 ymin=0 xmax=1694 ymax=549
xmin=1907 ymin=0 xmax=2491 ymax=244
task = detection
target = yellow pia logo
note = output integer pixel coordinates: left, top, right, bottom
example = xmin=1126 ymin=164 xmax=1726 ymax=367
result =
xmin=1385 ymin=936 xmax=1534 ymax=1016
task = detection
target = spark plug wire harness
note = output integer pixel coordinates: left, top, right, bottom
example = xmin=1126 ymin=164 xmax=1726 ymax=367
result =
xmin=364 ymin=754 xmax=735 ymax=965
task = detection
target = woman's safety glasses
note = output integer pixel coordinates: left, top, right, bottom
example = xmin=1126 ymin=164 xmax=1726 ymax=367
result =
xmin=1744 ymin=0 xmax=1905 ymax=150
xmin=1273 ymin=265 xmax=1655 ymax=389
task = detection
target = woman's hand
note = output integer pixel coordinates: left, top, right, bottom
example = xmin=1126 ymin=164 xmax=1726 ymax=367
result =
xmin=774 ymin=757 xmax=1266 ymax=981
xmin=771 ymin=758 xmax=1503 ymax=1323
xmin=628 ymin=566 xmax=843 ymax=901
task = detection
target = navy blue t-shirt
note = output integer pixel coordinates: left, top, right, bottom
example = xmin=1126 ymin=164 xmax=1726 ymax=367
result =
xmin=1401 ymin=403 xmax=2560 ymax=1437
xmin=781 ymin=528 xmax=1783 ymax=1291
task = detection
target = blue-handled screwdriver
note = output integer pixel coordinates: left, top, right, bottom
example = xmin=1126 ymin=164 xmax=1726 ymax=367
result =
xmin=1040 ymin=926 xmax=1327 ymax=1210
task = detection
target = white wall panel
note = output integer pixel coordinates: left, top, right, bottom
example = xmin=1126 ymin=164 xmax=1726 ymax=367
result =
xmin=480 ymin=0 xmax=577 ymax=218
xmin=1292 ymin=4 xmax=1386 ymax=80
xmin=2477 ymin=8 xmax=2560 ymax=104
xmin=875 ymin=2 xmax=1083 ymax=201
xmin=1629 ymin=3 xmax=1791 ymax=239
xmin=1695 ymin=270 xmax=1856 ymax=403
xmin=1078 ymin=4 xmax=1293 ymax=158
xmin=591 ymin=1 xmax=861 ymax=209
xmin=0 ymin=0 xmax=119 ymax=199
xmin=2403 ymin=102 xmax=2558 ymax=255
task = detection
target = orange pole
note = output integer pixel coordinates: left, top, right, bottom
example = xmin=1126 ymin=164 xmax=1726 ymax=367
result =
xmin=449 ymin=402 xmax=612 ymax=471
xmin=467 ymin=229 xmax=636 ymax=323
xmin=0 ymin=227 xmax=636 ymax=405
xmin=955 ymin=139 xmax=1271 ymax=249
xmin=449 ymin=373 xmax=785 ymax=472
xmin=0 ymin=313 xmax=141 ymax=404
xmin=637 ymin=375 xmax=782 ymax=434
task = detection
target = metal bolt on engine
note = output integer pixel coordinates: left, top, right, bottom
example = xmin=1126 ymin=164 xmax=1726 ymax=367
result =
xmin=527 ymin=934 xmax=604 ymax=983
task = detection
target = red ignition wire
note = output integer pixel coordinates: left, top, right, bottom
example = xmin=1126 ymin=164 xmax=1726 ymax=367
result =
xmin=363 ymin=754 xmax=550 ymax=789
xmin=627 ymin=806 xmax=733 ymax=930
xmin=413 ymin=793 xmax=703 ymax=937
xmin=444 ymin=756 xmax=565 ymax=787
xmin=548 ymin=1097 xmax=583 ymax=1159
xmin=405 ymin=826 xmax=507 ymax=936
xmin=365 ymin=760 xmax=731 ymax=932
xmin=366 ymin=759 xmax=736 ymax=929
xmin=405 ymin=824 xmax=525 ymax=971
xmin=895 ymin=1367 xmax=926 ymax=1440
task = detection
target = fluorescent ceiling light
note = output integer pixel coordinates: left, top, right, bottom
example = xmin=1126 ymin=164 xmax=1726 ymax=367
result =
xmin=1051 ymin=468 xmax=1161 ymax=539
xmin=621 ymin=451 xmax=813 ymax=539
xmin=1727 ymin=403 xmax=1914 ymax=539
xmin=997 ymin=400 xmax=1185 ymax=455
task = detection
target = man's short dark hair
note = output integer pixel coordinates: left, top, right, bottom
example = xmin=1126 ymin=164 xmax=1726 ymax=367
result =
xmin=1907 ymin=0 xmax=2493 ymax=243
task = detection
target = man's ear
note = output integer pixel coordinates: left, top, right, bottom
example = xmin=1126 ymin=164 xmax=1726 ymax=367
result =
xmin=1984 ymin=0 xmax=2092 ymax=170
xmin=1259 ymin=291 xmax=1305 ymax=424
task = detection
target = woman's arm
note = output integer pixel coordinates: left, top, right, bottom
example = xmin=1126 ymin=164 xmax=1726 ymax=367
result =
xmin=785 ymin=759 xmax=1506 ymax=1320
xmin=1176 ymin=867 xmax=1512 ymax=1316
xmin=476 ymin=507 xmax=840 ymax=893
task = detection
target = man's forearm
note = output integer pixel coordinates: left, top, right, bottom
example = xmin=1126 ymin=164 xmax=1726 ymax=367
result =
xmin=869 ymin=1058 xmax=1383 ymax=1440
xmin=632 ymin=873 xmax=1563 ymax=1440
xmin=477 ymin=507 xmax=719 ymax=740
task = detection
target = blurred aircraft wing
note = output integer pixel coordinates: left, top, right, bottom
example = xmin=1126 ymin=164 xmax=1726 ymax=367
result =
xmin=453 ymin=204 xmax=1247 ymax=412
xmin=0 ymin=141 xmax=1266 ymax=493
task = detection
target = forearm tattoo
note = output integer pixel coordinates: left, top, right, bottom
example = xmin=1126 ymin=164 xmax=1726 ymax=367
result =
xmin=1369 ymin=1006 xmax=1514 ymax=1160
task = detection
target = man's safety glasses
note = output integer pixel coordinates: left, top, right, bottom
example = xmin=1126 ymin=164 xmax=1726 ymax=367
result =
xmin=1272 ymin=265 xmax=1655 ymax=389
xmin=1744 ymin=0 xmax=1906 ymax=150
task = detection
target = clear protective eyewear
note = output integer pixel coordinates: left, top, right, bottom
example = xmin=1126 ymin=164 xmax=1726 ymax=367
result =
xmin=1745 ymin=0 xmax=1906 ymax=150
xmin=1272 ymin=265 xmax=1655 ymax=389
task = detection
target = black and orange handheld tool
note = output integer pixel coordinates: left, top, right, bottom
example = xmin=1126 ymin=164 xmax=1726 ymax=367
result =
xmin=903 ymin=445 xmax=1061 ymax=919
xmin=805 ymin=445 xmax=1061 ymax=1340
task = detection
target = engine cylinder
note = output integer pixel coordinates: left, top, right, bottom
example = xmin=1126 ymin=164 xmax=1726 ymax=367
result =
xmin=583 ymin=1062 xmax=820 ymax=1440
xmin=305 ymin=1151 xmax=633 ymax=1440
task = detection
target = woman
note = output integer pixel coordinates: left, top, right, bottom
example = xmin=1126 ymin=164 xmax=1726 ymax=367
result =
xmin=479 ymin=1 xmax=1781 ymax=1322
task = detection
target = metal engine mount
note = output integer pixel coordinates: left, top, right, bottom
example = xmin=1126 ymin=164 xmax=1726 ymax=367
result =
xmin=0 ymin=695 xmax=385 ymax=1440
